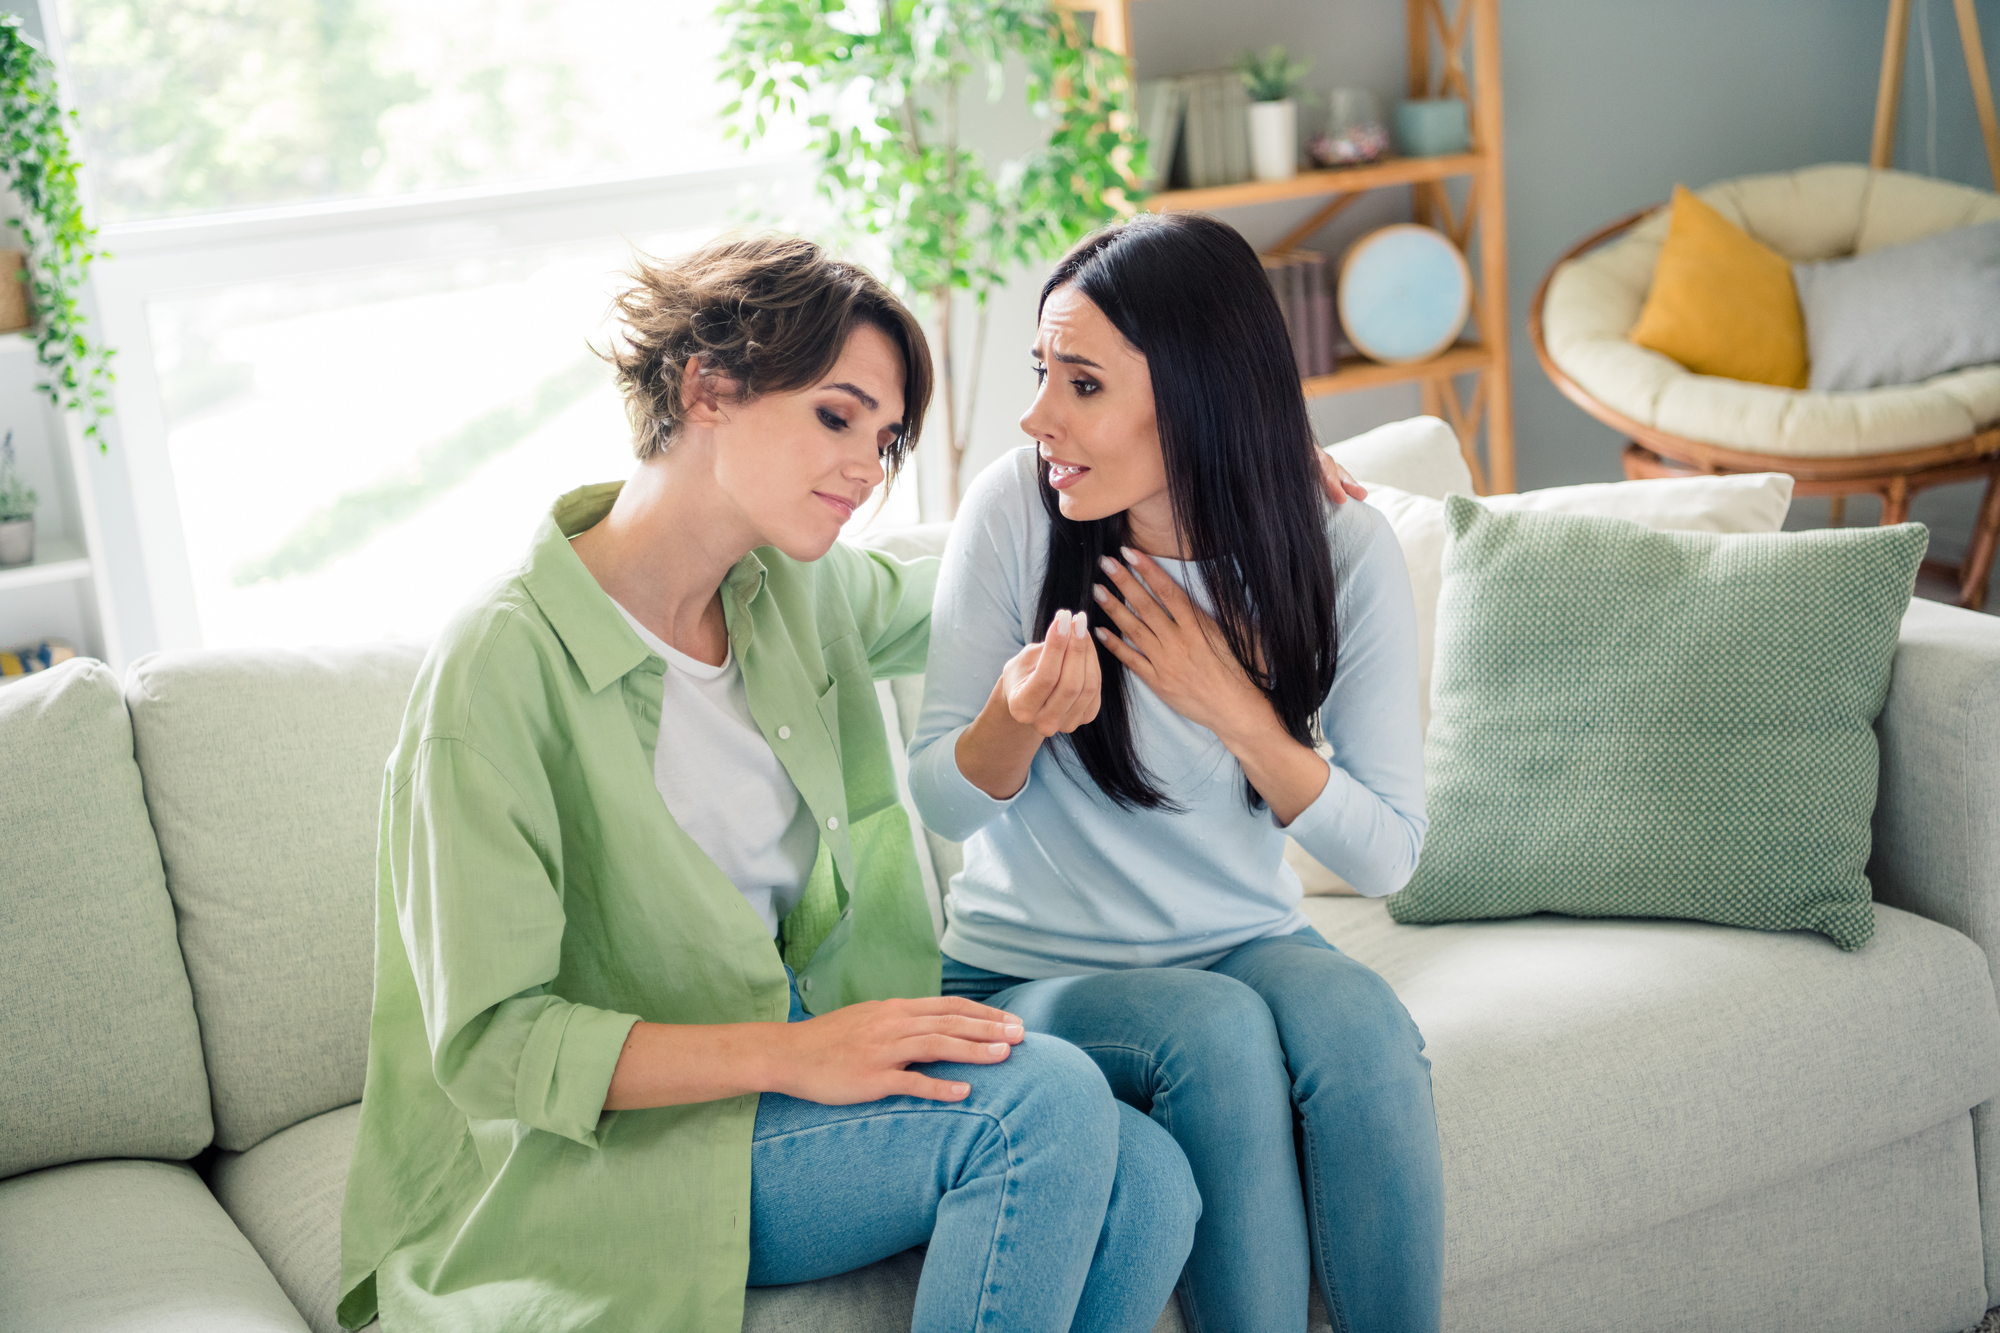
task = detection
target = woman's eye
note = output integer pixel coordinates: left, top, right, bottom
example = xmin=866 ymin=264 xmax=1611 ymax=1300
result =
xmin=817 ymin=406 xmax=847 ymax=431
xmin=1071 ymin=377 xmax=1099 ymax=397
xmin=1032 ymin=363 xmax=1048 ymax=385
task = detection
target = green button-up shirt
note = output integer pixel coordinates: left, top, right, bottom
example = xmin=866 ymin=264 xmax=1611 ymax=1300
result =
xmin=338 ymin=484 xmax=941 ymax=1332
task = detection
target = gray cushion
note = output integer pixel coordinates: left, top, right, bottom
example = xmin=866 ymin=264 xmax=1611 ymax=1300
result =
xmin=0 ymin=1157 xmax=309 ymax=1331
xmin=210 ymin=1103 xmax=362 ymax=1333
xmin=0 ymin=660 xmax=211 ymax=1179
xmin=1303 ymin=896 xmax=2000 ymax=1288
xmin=126 ymin=644 xmax=427 ymax=1153
xmin=1795 ymin=218 xmax=2000 ymax=391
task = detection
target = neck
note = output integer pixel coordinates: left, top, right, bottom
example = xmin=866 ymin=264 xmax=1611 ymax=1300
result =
xmin=569 ymin=437 xmax=756 ymax=663
xmin=1125 ymin=489 xmax=1186 ymax=560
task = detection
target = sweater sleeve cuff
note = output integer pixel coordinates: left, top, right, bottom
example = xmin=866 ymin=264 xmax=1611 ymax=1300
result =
xmin=515 ymin=1001 xmax=641 ymax=1147
xmin=910 ymin=723 xmax=1021 ymax=841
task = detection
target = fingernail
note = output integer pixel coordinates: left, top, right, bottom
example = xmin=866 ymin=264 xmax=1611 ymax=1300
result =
xmin=1072 ymin=611 xmax=1090 ymax=638
xmin=1091 ymin=583 xmax=1109 ymax=603
xmin=1053 ymin=609 xmax=1070 ymax=635
xmin=1094 ymin=627 xmax=1108 ymax=641
xmin=1120 ymin=546 xmax=1138 ymax=563
xmin=1099 ymin=555 xmax=1120 ymax=576
xmin=1004 ymin=1023 xmax=1024 ymax=1038
xmin=952 ymin=1083 xmax=970 ymax=1096
xmin=988 ymin=1043 xmax=1009 ymax=1055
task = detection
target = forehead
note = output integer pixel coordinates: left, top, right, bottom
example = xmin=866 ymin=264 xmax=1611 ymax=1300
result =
xmin=1036 ymin=285 xmax=1135 ymax=359
xmin=824 ymin=321 xmax=906 ymax=418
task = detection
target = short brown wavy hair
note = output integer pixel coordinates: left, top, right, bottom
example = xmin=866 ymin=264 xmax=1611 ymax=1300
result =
xmin=604 ymin=233 xmax=932 ymax=469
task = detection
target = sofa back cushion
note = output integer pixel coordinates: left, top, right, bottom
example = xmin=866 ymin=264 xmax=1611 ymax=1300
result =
xmin=0 ymin=660 xmax=213 ymax=1178
xmin=126 ymin=643 xmax=427 ymax=1153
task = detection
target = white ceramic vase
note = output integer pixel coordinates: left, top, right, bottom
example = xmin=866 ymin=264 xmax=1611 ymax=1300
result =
xmin=0 ymin=516 xmax=33 ymax=567
xmin=1249 ymin=99 xmax=1298 ymax=182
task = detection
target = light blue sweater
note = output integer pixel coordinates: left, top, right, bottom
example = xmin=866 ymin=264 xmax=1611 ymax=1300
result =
xmin=908 ymin=447 xmax=1428 ymax=978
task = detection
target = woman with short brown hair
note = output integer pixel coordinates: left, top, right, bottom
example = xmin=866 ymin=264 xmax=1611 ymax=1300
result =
xmin=337 ymin=233 xmax=1200 ymax=1333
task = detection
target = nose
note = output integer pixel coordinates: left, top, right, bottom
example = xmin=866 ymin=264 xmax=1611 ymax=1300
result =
xmin=1020 ymin=383 xmax=1058 ymax=444
xmin=848 ymin=434 xmax=887 ymax=490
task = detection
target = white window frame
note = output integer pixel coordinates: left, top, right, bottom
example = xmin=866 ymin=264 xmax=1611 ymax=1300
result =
xmin=95 ymin=158 xmax=804 ymax=652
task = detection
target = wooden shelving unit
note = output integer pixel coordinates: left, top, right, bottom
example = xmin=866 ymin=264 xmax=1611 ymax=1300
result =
xmin=1075 ymin=0 xmax=1514 ymax=493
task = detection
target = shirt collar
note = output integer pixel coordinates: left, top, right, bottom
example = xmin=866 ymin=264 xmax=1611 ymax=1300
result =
xmin=521 ymin=483 xmax=769 ymax=695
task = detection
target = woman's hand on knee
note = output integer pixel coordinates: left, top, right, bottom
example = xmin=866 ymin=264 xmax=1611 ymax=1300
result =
xmin=774 ymin=996 xmax=1027 ymax=1104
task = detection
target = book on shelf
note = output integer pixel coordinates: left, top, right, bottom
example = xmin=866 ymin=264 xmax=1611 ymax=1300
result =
xmin=1260 ymin=249 xmax=1335 ymax=379
xmin=1147 ymin=70 xmax=1250 ymax=191
xmin=1135 ymin=79 xmax=1186 ymax=193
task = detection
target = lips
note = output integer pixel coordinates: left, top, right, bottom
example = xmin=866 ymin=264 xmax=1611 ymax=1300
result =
xmin=1044 ymin=456 xmax=1091 ymax=490
xmin=814 ymin=491 xmax=857 ymax=521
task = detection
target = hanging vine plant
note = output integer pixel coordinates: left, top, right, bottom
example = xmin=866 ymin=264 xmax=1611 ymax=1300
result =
xmin=0 ymin=15 xmax=113 ymax=448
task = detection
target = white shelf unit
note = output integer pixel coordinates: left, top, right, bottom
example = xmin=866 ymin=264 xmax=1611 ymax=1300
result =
xmin=0 ymin=327 xmax=120 ymax=672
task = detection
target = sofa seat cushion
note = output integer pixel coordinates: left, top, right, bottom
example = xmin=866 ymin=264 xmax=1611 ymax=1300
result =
xmin=0 ymin=660 xmax=212 ymax=1179
xmin=1302 ymin=896 xmax=2000 ymax=1287
xmin=126 ymin=644 xmax=427 ymax=1153
xmin=0 ymin=1157 xmax=309 ymax=1331
xmin=211 ymin=1103 xmax=364 ymax=1333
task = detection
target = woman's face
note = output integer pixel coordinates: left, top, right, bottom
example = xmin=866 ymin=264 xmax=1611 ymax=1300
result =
xmin=706 ymin=321 xmax=907 ymax=561
xmin=1020 ymin=284 xmax=1175 ymax=550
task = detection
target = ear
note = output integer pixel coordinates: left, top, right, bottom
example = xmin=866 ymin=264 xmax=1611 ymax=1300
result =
xmin=679 ymin=356 xmax=729 ymax=426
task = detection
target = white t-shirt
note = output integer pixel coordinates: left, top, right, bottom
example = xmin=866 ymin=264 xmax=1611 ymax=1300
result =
xmin=612 ymin=601 xmax=818 ymax=937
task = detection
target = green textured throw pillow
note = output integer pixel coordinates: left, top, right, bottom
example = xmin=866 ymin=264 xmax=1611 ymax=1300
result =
xmin=1387 ymin=497 xmax=1926 ymax=950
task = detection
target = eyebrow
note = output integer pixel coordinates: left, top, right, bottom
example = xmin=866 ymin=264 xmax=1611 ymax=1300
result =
xmin=822 ymin=381 xmax=880 ymax=413
xmin=1030 ymin=347 xmax=1104 ymax=369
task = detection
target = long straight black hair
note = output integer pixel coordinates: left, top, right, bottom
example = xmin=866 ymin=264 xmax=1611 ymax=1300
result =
xmin=1033 ymin=212 xmax=1338 ymax=810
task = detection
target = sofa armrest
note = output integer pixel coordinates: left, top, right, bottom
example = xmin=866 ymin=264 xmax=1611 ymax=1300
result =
xmin=1869 ymin=598 xmax=2000 ymax=982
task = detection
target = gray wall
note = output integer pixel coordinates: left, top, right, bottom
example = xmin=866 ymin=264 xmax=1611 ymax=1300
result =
xmin=947 ymin=0 xmax=1998 ymax=564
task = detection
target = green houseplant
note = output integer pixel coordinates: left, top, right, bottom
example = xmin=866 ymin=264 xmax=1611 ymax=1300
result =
xmin=0 ymin=15 xmax=114 ymax=448
xmin=0 ymin=428 xmax=38 ymax=566
xmin=719 ymin=0 xmax=1143 ymax=513
xmin=1238 ymin=44 xmax=1309 ymax=183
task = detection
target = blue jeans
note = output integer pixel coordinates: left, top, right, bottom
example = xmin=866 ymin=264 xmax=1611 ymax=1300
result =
xmin=746 ymin=972 xmax=1200 ymax=1333
xmin=943 ymin=928 xmax=1444 ymax=1333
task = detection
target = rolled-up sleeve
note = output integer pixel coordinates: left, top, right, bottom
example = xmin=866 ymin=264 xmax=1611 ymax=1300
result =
xmin=390 ymin=737 xmax=640 ymax=1147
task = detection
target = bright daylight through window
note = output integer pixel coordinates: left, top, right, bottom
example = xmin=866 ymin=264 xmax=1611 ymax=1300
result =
xmin=62 ymin=0 xmax=852 ymax=650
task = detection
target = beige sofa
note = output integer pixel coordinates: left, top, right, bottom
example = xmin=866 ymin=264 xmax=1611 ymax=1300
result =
xmin=6 ymin=485 xmax=2000 ymax=1333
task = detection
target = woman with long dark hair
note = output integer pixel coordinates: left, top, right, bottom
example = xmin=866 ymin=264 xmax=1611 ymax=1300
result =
xmin=908 ymin=212 xmax=1442 ymax=1332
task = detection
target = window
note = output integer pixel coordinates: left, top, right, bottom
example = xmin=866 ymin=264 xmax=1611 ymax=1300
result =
xmin=62 ymin=0 xmax=914 ymax=654
xmin=59 ymin=0 xmax=797 ymax=221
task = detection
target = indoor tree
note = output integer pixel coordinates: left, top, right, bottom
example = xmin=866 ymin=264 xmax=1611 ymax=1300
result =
xmin=718 ymin=0 xmax=1142 ymax=513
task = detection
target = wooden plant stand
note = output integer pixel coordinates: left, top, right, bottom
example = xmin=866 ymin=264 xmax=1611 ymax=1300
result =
xmin=1072 ymin=0 xmax=1515 ymax=495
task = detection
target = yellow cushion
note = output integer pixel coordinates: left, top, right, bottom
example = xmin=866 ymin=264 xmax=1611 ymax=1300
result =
xmin=1629 ymin=185 xmax=1809 ymax=389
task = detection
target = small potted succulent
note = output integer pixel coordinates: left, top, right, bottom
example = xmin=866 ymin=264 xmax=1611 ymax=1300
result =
xmin=0 ymin=430 xmax=36 ymax=566
xmin=1239 ymin=45 xmax=1311 ymax=182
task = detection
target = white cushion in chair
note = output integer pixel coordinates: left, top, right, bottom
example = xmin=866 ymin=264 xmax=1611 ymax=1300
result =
xmin=1543 ymin=163 xmax=2000 ymax=458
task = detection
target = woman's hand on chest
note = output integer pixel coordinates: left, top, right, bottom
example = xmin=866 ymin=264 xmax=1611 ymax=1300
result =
xmin=1090 ymin=548 xmax=1277 ymax=747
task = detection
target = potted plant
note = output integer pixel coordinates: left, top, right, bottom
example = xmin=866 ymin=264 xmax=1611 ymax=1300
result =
xmin=0 ymin=430 xmax=36 ymax=566
xmin=1239 ymin=45 xmax=1310 ymax=182
xmin=0 ymin=16 xmax=114 ymax=447
xmin=719 ymin=0 xmax=1142 ymax=515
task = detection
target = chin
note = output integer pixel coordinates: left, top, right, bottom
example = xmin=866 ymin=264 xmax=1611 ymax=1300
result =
xmin=1054 ymin=488 xmax=1111 ymax=524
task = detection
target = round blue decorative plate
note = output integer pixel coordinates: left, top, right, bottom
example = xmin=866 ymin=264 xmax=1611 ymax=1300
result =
xmin=1338 ymin=224 xmax=1472 ymax=365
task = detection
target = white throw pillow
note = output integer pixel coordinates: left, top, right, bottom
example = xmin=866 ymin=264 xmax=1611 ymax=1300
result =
xmin=1324 ymin=416 xmax=1472 ymax=500
xmin=1291 ymin=470 xmax=1795 ymax=895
